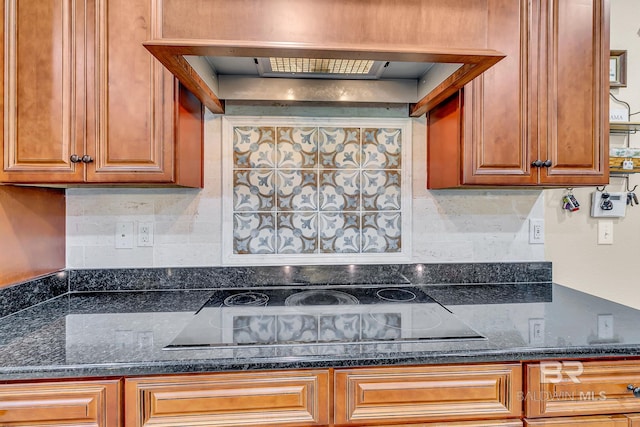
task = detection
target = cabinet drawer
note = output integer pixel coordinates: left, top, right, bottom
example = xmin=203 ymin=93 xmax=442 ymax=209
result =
xmin=0 ymin=379 xmax=121 ymax=427
xmin=125 ymin=370 xmax=329 ymax=427
xmin=376 ymin=421 xmax=522 ymax=427
xmin=526 ymin=360 xmax=640 ymax=418
xmin=335 ymin=363 xmax=522 ymax=425
xmin=524 ymin=415 xmax=628 ymax=426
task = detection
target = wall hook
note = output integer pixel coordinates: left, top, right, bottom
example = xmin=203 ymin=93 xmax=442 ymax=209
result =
xmin=622 ymin=175 xmax=638 ymax=192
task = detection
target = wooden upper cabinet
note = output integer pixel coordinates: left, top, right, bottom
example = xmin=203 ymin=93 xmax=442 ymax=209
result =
xmin=0 ymin=0 xmax=86 ymax=183
xmin=84 ymin=0 xmax=173 ymax=184
xmin=537 ymin=0 xmax=609 ymax=186
xmin=461 ymin=0 xmax=537 ymax=187
xmin=427 ymin=0 xmax=609 ymax=188
xmin=1 ymin=0 xmax=203 ymax=186
xmin=428 ymin=0 xmax=537 ymax=188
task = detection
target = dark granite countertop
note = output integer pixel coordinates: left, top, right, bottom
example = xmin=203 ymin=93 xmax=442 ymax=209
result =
xmin=2 ymin=281 xmax=640 ymax=380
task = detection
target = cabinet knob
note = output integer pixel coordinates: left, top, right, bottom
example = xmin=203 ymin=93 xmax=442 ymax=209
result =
xmin=532 ymin=160 xmax=552 ymax=168
xmin=70 ymin=154 xmax=81 ymax=163
xmin=627 ymin=385 xmax=640 ymax=398
xmin=81 ymin=155 xmax=94 ymax=163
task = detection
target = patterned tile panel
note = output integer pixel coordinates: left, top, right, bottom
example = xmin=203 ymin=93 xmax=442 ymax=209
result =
xmin=233 ymin=126 xmax=276 ymax=168
xmin=232 ymin=124 xmax=404 ymax=256
xmin=319 ymin=127 xmax=360 ymax=168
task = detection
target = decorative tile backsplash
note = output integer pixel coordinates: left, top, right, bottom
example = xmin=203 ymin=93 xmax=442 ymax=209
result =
xmin=226 ymin=118 xmax=410 ymax=261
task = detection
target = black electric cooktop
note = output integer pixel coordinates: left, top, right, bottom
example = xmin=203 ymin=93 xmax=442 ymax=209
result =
xmin=166 ymin=286 xmax=485 ymax=349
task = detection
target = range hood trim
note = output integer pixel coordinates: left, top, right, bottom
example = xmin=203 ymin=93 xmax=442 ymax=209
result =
xmin=144 ymin=39 xmax=505 ymax=117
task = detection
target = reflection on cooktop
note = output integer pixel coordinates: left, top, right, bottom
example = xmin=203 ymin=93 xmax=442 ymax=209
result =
xmin=166 ymin=286 xmax=485 ymax=349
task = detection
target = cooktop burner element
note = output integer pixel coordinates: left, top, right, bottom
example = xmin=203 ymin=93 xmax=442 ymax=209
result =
xmin=223 ymin=292 xmax=269 ymax=307
xmin=376 ymin=288 xmax=417 ymax=302
xmin=166 ymin=286 xmax=485 ymax=350
xmin=285 ymin=289 xmax=360 ymax=306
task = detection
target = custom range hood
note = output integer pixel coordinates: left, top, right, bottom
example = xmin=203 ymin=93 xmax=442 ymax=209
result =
xmin=145 ymin=42 xmax=504 ymax=117
xmin=144 ymin=1 xmax=506 ymax=117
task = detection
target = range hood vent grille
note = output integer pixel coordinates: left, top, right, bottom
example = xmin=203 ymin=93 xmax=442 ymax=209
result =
xmin=257 ymin=57 xmax=386 ymax=79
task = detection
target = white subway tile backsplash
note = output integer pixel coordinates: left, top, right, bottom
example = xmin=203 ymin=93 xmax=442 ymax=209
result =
xmin=83 ymin=245 xmax=154 ymax=268
xmin=153 ymin=243 xmax=221 ymax=267
xmin=66 ymin=110 xmax=545 ymax=268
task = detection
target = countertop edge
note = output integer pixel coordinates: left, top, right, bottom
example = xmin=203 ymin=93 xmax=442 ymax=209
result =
xmin=2 ymin=346 xmax=640 ymax=381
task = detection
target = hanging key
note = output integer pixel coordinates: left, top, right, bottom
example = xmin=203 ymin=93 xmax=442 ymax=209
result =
xmin=634 ymin=192 xmax=639 ymax=206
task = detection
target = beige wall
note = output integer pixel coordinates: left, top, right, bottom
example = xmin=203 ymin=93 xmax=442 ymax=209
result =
xmin=545 ymin=0 xmax=640 ymax=308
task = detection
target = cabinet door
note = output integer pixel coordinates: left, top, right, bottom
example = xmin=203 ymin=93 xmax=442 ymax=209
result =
xmin=85 ymin=0 xmax=175 ymax=183
xmin=125 ymin=370 xmax=330 ymax=427
xmin=525 ymin=415 xmax=628 ymax=426
xmin=0 ymin=379 xmax=121 ymax=427
xmin=627 ymin=414 xmax=640 ymax=426
xmin=366 ymin=421 xmax=522 ymax=427
xmin=427 ymin=0 xmax=537 ymax=189
xmin=461 ymin=0 xmax=537 ymax=186
xmin=537 ymin=0 xmax=609 ymax=186
xmin=0 ymin=0 xmax=85 ymax=183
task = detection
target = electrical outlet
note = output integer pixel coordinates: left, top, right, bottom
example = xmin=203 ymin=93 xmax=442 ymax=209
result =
xmin=598 ymin=220 xmax=614 ymax=245
xmin=138 ymin=222 xmax=154 ymax=247
xmin=529 ymin=318 xmax=545 ymax=344
xmin=529 ymin=219 xmax=544 ymax=244
xmin=115 ymin=222 xmax=134 ymax=249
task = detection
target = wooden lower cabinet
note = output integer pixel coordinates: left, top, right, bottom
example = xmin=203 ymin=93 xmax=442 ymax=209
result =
xmin=334 ymin=363 xmax=522 ymax=426
xmin=525 ymin=360 xmax=640 ymax=418
xmin=0 ymin=378 xmax=121 ymax=426
xmin=9 ymin=359 xmax=640 ymax=427
xmin=524 ymin=360 xmax=640 ymax=427
xmin=125 ymin=370 xmax=330 ymax=427
xmin=361 ymin=421 xmax=522 ymax=426
xmin=524 ymin=415 xmax=629 ymax=426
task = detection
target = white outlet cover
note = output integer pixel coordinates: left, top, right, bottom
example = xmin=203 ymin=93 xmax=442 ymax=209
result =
xmin=115 ymin=222 xmax=134 ymax=249
xmin=137 ymin=222 xmax=154 ymax=247
xmin=597 ymin=314 xmax=614 ymax=340
xmin=529 ymin=219 xmax=544 ymax=244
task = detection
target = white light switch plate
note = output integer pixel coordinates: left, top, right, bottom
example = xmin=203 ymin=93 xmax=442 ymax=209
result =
xmin=597 ymin=314 xmax=614 ymax=340
xmin=598 ymin=220 xmax=614 ymax=245
xmin=529 ymin=318 xmax=545 ymax=344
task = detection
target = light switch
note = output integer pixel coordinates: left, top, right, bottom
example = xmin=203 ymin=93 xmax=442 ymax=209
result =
xmin=597 ymin=220 xmax=614 ymax=245
xmin=597 ymin=314 xmax=614 ymax=340
xmin=529 ymin=318 xmax=545 ymax=344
